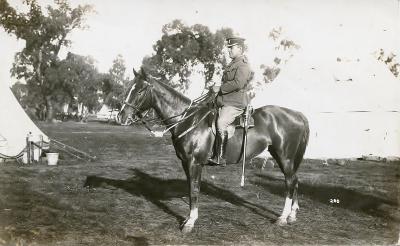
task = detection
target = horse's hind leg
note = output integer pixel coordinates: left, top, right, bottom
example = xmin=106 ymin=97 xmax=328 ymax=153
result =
xmin=270 ymin=147 xmax=298 ymax=226
xmin=288 ymin=131 xmax=308 ymax=223
xmin=287 ymin=174 xmax=299 ymax=224
xmin=276 ymin=165 xmax=298 ymax=226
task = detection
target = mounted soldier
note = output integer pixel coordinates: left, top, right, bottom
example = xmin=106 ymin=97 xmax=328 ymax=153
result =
xmin=118 ymin=36 xmax=309 ymax=233
xmin=208 ymin=36 xmax=254 ymax=166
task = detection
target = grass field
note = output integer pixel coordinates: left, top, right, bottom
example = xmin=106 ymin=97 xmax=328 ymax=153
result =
xmin=0 ymin=121 xmax=399 ymax=245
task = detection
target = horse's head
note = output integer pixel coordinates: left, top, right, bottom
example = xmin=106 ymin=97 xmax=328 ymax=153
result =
xmin=117 ymin=67 xmax=153 ymax=125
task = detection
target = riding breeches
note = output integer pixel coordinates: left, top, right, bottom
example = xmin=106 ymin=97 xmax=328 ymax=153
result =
xmin=217 ymin=106 xmax=244 ymax=132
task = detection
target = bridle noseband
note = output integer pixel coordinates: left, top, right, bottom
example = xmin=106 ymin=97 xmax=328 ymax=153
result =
xmin=121 ymin=83 xmax=152 ymax=116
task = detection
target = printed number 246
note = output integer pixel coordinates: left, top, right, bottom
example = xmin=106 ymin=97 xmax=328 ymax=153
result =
xmin=330 ymin=198 xmax=340 ymax=204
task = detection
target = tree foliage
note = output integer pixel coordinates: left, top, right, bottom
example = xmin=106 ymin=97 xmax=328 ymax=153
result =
xmin=260 ymin=27 xmax=300 ymax=84
xmin=375 ymin=49 xmax=399 ymax=79
xmin=58 ymin=52 xmax=101 ymax=112
xmin=142 ymin=19 xmax=233 ymax=91
xmin=102 ymin=54 xmax=130 ymax=110
xmin=0 ymin=0 xmax=93 ymax=121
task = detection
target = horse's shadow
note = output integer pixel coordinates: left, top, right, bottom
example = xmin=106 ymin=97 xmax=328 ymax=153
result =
xmin=253 ymin=173 xmax=399 ymax=221
xmin=84 ymin=168 xmax=279 ymax=225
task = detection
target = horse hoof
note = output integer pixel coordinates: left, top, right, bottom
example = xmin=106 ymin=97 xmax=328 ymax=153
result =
xmin=181 ymin=224 xmax=194 ymax=233
xmin=287 ymin=216 xmax=297 ymax=224
xmin=180 ymin=218 xmax=194 ymax=233
xmin=276 ymin=217 xmax=287 ymax=226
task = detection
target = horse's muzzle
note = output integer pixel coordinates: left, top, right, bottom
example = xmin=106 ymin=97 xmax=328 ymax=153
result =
xmin=116 ymin=112 xmax=123 ymax=125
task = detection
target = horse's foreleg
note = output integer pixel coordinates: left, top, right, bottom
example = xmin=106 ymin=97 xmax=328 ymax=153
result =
xmin=181 ymin=160 xmax=202 ymax=233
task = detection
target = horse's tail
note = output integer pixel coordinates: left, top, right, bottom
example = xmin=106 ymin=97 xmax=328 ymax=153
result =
xmin=294 ymin=114 xmax=310 ymax=170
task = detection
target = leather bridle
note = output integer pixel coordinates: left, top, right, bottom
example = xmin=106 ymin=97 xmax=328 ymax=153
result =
xmin=120 ymin=83 xmax=153 ymax=116
xmin=119 ymin=79 xmax=213 ymax=139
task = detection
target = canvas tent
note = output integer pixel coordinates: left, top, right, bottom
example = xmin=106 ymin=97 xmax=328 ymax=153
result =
xmin=0 ymin=81 xmax=49 ymax=158
xmin=96 ymin=104 xmax=119 ymax=121
xmin=252 ymin=51 xmax=400 ymax=159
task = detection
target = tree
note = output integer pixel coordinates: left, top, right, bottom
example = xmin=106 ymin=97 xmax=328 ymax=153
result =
xmin=0 ymin=0 xmax=93 ymax=121
xmin=375 ymin=49 xmax=399 ymax=78
xmin=260 ymin=27 xmax=300 ymax=84
xmin=102 ymin=54 xmax=130 ymax=111
xmin=142 ymin=19 xmax=233 ymax=92
xmin=58 ymin=52 xmax=101 ymax=114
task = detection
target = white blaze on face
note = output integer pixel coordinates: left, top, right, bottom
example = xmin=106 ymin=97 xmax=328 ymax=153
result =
xmin=120 ymin=83 xmax=136 ymax=112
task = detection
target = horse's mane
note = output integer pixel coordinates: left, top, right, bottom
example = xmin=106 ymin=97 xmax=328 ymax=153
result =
xmin=149 ymin=75 xmax=213 ymax=107
xmin=148 ymin=76 xmax=189 ymax=102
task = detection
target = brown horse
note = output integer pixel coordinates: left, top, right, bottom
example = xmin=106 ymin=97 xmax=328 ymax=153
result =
xmin=118 ymin=68 xmax=310 ymax=233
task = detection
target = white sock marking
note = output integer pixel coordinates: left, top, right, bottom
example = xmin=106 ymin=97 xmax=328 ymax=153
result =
xmin=280 ymin=197 xmax=293 ymax=219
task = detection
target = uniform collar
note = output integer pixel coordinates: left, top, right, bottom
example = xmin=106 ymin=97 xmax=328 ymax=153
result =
xmin=230 ymin=55 xmax=245 ymax=64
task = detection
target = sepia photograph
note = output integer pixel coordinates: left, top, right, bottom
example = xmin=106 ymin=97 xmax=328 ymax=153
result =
xmin=0 ymin=0 xmax=399 ymax=245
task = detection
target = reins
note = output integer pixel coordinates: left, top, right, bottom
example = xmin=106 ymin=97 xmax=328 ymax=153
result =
xmin=175 ymin=110 xmax=212 ymax=139
xmin=139 ymin=92 xmax=209 ymax=125
xmin=121 ymin=81 xmax=213 ymax=139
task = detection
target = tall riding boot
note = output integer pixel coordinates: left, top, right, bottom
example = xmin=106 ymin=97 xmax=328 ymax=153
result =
xmin=208 ymin=130 xmax=228 ymax=166
xmin=218 ymin=130 xmax=228 ymax=166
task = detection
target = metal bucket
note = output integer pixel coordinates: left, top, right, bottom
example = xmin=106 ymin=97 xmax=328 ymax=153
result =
xmin=46 ymin=153 xmax=59 ymax=166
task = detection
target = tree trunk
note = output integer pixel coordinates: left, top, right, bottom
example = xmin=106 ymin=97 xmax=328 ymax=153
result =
xmin=45 ymin=96 xmax=54 ymax=122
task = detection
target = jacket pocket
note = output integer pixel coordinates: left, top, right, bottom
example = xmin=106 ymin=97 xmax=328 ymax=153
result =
xmin=225 ymin=67 xmax=237 ymax=81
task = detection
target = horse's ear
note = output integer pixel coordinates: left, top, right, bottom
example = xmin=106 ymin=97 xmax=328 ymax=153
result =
xmin=133 ymin=67 xmax=139 ymax=77
xmin=140 ymin=67 xmax=149 ymax=82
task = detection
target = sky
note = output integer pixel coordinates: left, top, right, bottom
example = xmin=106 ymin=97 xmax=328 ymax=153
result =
xmin=1 ymin=0 xmax=399 ymax=85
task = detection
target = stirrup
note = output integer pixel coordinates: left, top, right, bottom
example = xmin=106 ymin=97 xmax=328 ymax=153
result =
xmin=208 ymin=156 xmax=226 ymax=166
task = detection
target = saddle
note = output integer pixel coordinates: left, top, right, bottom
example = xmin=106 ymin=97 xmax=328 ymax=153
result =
xmin=209 ymin=106 xmax=254 ymax=139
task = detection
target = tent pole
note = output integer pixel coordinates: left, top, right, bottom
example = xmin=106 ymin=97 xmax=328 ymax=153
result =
xmin=26 ymin=134 xmax=31 ymax=164
xmin=39 ymin=135 xmax=43 ymax=164
xmin=50 ymin=138 xmax=96 ymax=161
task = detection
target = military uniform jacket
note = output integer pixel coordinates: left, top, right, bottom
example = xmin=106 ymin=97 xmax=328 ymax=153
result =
xmin=217 ymin=55 xmax=253 ymax=108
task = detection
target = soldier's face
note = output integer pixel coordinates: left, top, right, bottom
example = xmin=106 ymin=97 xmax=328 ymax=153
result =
xmin=228 ymin=45 xmax=242 ymax=59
